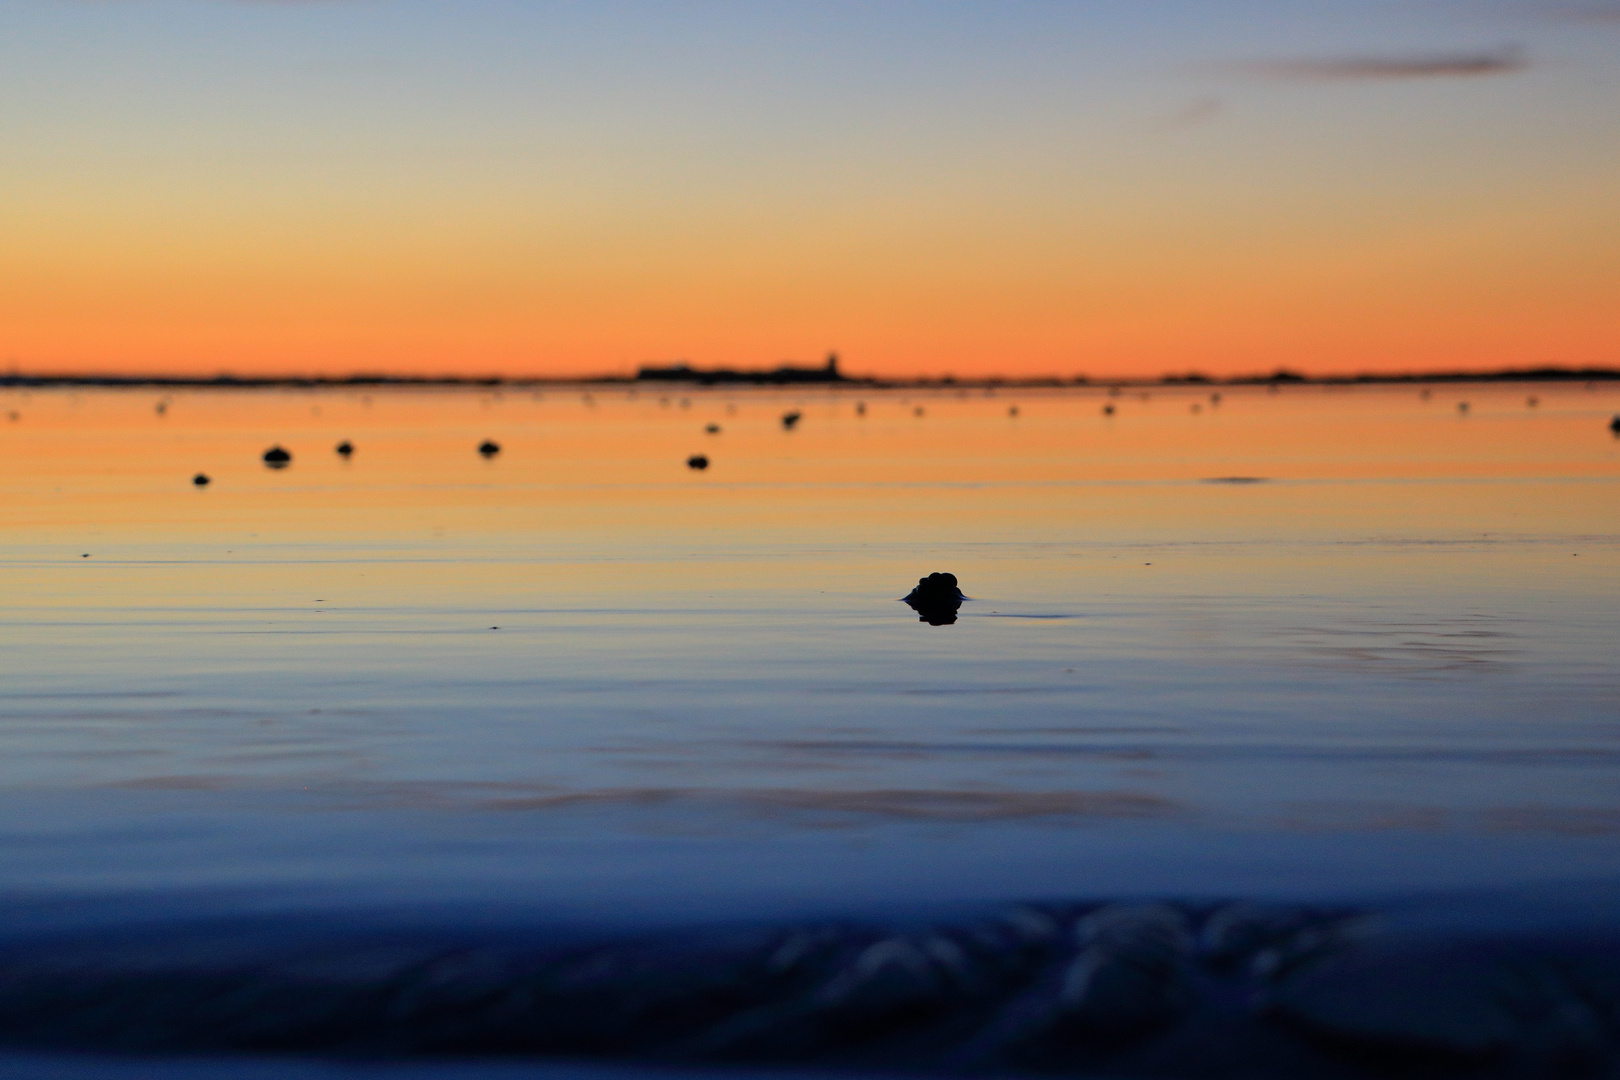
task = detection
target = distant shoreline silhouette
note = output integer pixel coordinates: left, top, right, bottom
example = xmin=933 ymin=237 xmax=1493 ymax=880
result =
xmin=1 ymin=364 xmax=1615 ymax=390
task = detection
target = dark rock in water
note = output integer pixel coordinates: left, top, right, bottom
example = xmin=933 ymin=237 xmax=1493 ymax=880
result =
xmin=903 ymin=572 xmax=966 ymax=625
xmin=1103 ymin=404 xmax=1115 ymax=416
xmin=1050 ymin=904 xmax=1193 ymax=1042
xmin=855 ymin=401 xmax=867 ymax=416
xmin=262 ymin=445 xmax=292 ymax=468
xmin=192 ymin=473 xmax=210 ymax=487
xmin=335 ymin=440 xmax=354 ymax=458
xmin=0 ymin=898 xmax=1614 ymax=1078
xmin=1611 ymin=414 xmax=1620 ymax=434
xmin=687 ymin=454 xmax=709 ymax=470
xmin=913 ymin=406 xmax=925 ymax=417
xmin=705 ymin=423 xmax=721 ymax=434
xmin=782 ymin=410 xmax=802 ymax=430
xmin=1009 ymin=405 xmax=1020 ymax=417
xmin=1457 ymin=401 xmax=1470 ymax=414
xmin=0 ymin=899 xmax=1361 ymax=1073
xmin=478 ymin=440 xmax=501 ymax=458
xmin=1266 ymin=932 xmax=1620 ymax=1074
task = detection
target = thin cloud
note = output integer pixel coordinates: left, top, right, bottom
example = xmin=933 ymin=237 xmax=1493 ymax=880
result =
xmin=1549 ymin=4 xmax=1620 ymax=20
xmin=1232 ymin=45 xmax=1528 ymax=81
xmin=1155 ymin=96 xmax=1224 ymax=131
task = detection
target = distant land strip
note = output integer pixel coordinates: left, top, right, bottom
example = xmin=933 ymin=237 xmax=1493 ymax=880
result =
xmin=1 ymin=364 xmax=1616 ymax=390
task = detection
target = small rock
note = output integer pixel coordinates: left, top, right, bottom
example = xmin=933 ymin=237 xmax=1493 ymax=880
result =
xmin=1008 ymin=405 xmax=1020 ymax=417
xmin=855 ymin=402 xmax=866 ymax=416
xmin=781 ymin=411 xmax=802 ymax=430
xmin=335 ymin=441 xmax=354 ymax=458
xmin=192 ymin=473 xmax=210 ymax=487
xmin=1102 ymin=404 xmax=1115 ymax=416
xmin=262 ymin=446 xmax=292 ymax=468
xmin=1268 ymin=943 xmax=1544 ymax=1065
xmin=704 ymin=424 xmax=720 ymax=434
xmin=1458 ymin=401 xmax=1470 ymax=414
xmin=478 ymin=440 xmax=501 ymax=458
xmin=1610 ymin=415 xmax=1620 ymax=434
xmin=1052 ymin=904 xmax=1193 ymax=1041
xmin=687 ymin=454 xmax=709 ymax=470
xmin=903 ymin=572 xmax=966 ymax=626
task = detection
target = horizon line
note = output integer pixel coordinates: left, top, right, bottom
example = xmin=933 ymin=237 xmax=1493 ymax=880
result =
xmin=2 ymin=364 xmax=1618 ymax=391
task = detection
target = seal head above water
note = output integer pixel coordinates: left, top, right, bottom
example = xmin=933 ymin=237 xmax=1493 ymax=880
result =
xmin=903 ymin=571 xmax=967 ymax=626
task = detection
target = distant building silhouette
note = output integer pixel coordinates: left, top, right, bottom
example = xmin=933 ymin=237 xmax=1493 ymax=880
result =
xmin=637 ymin=353 xmax=848 ymax=386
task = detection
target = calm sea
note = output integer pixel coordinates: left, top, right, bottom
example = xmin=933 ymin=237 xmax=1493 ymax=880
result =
xmin=0 ymin=381 xmax=1616 ymax=1077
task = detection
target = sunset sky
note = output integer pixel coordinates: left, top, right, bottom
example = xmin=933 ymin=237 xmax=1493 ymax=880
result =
xmin=2 ymin=1 xmax=1617 ymax=381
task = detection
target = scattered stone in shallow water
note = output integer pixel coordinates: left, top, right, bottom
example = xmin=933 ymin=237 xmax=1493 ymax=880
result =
xmin=687 ymin=454 xmax=709 ymax=470
xmin=1051 ymin=904 xmax=1193 ymax=1042
xmin=1611 ymin=414 xmax=1620 ymax=434
xmin=192 ymin=473 xmax=210 ymax=487
xmin=913 ymin=406 xmax=925 ymax=417
xmin=478 ymin=440 xmax=501 ymax=458
xmin=335 ymin=440 xmax=354 ymax=458
xmin=1008 ymin=405 xmax=1020 ymax=417
xmin=1266 ymin=935 xmax=1620 ymax=1072
xmin=1526 ymin=396 xmax=1539 ymax=407
xmin=1198 ymin=902 xmax=1361 ymax=981
xmin=903 ymin=572 xmax=966 ymax=626
xmin=262 ymin=445 xmax=291 ymax=468
xmin=0 ymin=899 xmax=1615 ymax=1076
xmin=855 ymin=401 xmax=866 ymax=416
xmin=781 ymin=410 xmax=802 ymax=430
xmin=705 ymin=423 xmax=720 ymax=434
xmin=1458 ymin=401 xmax=1470 ymax=414
xmin=1103 ymin=404 xmax=1115 ymax=416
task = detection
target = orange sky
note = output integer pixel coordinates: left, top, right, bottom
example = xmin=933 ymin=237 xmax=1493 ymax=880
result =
xmin=2 ymin=2 xmax=1617 ymax=381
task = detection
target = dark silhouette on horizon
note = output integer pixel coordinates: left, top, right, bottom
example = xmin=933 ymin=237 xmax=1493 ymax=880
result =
xmin=1611 ymin=414 xmax=1620 ymax=435
xmin=192 ymin=473 xmax=209 ymax=487
xmin=262 ymin=446 xmax=291 ymax=469
xmin=478 ymin=440 xmax=501 ymax=458
xmin=336 ymin=440 xmax=354 ymax=458
xmin=903 ymin=572 xmax=967 ymax=626
xmin=686 ymin=454 xmax=709 ymax=470
xmin=638 ymin=352 xmax=848 ymax=386
xmin=781 ymin=411 xmax=802 ymax=430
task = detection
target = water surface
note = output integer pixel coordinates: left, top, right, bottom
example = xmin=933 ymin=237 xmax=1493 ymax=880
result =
xmin=0 ymin=381 xmax=1617 ymax=1073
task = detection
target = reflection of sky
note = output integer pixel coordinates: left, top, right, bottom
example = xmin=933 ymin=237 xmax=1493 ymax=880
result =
xmin=1 ymin=384 xmax=1617 ymax=905
xmin=2 ymin=2 xmax=1617 ymax=378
